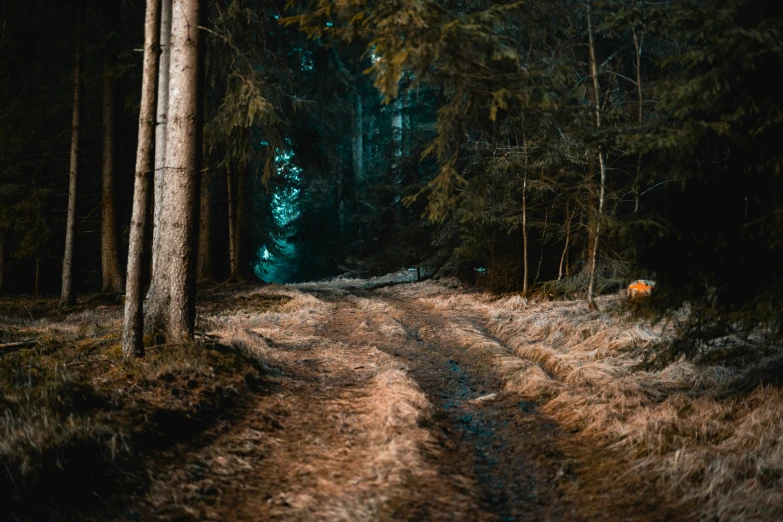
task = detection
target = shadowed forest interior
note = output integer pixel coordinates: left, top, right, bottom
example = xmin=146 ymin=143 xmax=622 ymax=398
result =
xmin=2 ymin=0 xmax=783 ymax=520
xmin=3 ymin=0 xmax=783 ymax=316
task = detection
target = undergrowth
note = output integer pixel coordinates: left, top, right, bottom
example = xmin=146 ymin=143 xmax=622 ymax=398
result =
xmin=388 ymin=280 xmax=783 ymax=521
xmin=0 ymin=291 xmax=277 ymax=521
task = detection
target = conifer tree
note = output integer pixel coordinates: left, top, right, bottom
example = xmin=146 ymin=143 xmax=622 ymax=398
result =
xmin=59 ymin=13 xmax=84 ymax=308
xmin=123 ymin=0 xmax=160 ymax=358
xmin=148 ymin=0 xmax=202 ymax=342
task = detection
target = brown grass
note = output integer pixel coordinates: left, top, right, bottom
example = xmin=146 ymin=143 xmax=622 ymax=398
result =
xmin=381 ymin=281 xmax=783 ymax=521
xmin=0 ymin=292 xmax=275 ymax=521
xmin=193 ymin=285 xmax=474 ymax=521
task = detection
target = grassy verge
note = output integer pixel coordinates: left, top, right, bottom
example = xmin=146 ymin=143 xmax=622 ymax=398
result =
xmin=0 ymin=292 xmax=276 ymax=521
xmin=390 ymin=281 xmax=783 ymax=520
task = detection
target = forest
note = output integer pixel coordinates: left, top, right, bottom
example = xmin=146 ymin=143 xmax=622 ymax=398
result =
xmin=1 ymin=0 xmax=783 ymax=520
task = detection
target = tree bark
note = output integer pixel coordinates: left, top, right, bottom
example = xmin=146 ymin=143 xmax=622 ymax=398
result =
xmin=392 ymin=95 xmax=403 ymax=177
xmin=353 ymin=93 xmax=364 ymax=186
xmin=534 ymin=199 xmax=548 ymax=289
xmin=59 ymin=21 xmax=83 ymax=309
xmin=159 ymin=0 xmax=201 ymax=342
xmin=403 ymin=89 xmax=412 ymax=158
xmin=0 ymin=234 xmax=4 ymax=295
xmin=521 ymin=137 xmax=529 ymax=296
xmin=122 ymin=0 xmax=160 ymax=358
xmin=234 ymin=163 xmax=252 ymax=280
xmin=632 ymin=22 xmax=644 ymax=213
xmin=148 ymin=0 xmax=172 ymax=303
xmin=586 ymin=0 xmax=607 ymax=311
xmin=34 ymin=258 xmax=40 ymax=297
xmin=558 ymin=202 xmax=574 ymax=281
xmin=227 ymin=168 xmax=237 ymax=279
xmin=195 ymin=25 xmax=210 ymax=283
xmin=101 ymin=57 xmax=124 ymax=294
xmin=197 ymin=169 xmax=213 ymax=281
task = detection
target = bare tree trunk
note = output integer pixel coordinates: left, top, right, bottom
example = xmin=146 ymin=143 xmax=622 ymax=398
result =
xmin=158 ymin=0 xmax=201 ymax=342
xmin=195 ymin=34 xmax=210 ymax=283
xmin=392 ymin=95 xmax=403 ymax=177
xmin=534 ymin=199 xmax=548 ymax=289
xmin=227 ymin=168 xmax=237 ymax=279
xmin=0 ymin=234 xmax=4 ymax=295
xmin=197 ymin=169 xmax=213 ymax=281
xmin=353 ymin=93 xmax=364 ymax=185
xmin=403 ymin=89 xmax=412 ymax=157
xmin=632 ymin=22 xmax=644 ymax=213
xmin=35 ymin=258 xmax=40 ymax=297
xmin=234 ymin=163 xmax=252 ymax=280
xmin=521 ymin=137 xmax=529 ymax=296
xmin=101 ymin=57 xmax=124 ymax=294
xmin=586 ymin=0 xmax=607 ymax=311
xmin=59 ymin=22 xmax=83 ymax=309
xmin=489 ymin=243 xmax=495 ymax=293
xmin=558 ymin=202 xmax=574 ymax=281
xmin=122 ymin=0 xmax=160 ymax=358
xmin=148 ymin=0 xmax=172 ymax=303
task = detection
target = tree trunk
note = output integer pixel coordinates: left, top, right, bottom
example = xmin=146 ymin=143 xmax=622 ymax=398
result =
xmin=234 ymin=163 xmax=252 ymax=280
xmin=59 ymin=22 xmax=83 ymax=309
xmin=0 ymin=234 xmax=4 ymax=295
xmin=585 ymin=203 xmax=594 ymax=265
xmin=392 ymin=95 xmax=403 ymax=177
xmin=586 ymin=0 xmax=607 ymax=311
xmin=148 ymin=0 xmax=172 ymax=303
xmin=521 ymin=137 xmax=529 ymax=296
xmin=558 ymin=202 xmax=573 ymax=281
xmin=353 ymin=93 xmax=364 ymax=186
xmin=227 ymin=168 xmax=237 ymax=279
xmin=156 ymin=0 xmax=201 ymax=343
xmin=197 ymin=169 xmax=213 ymax=281
xmin=403 ymin=89 xmax=412 ymax=157
xmin=195 ymin=28 xmax=210 ymax=283
xmin=632 ymin=22 xmax=644 ymax=213
xmin=534 ymin=199 xmax=548 ymax=289
xmin=122 ymin=0 xmax=160 ymax=358
xmin=101 ymin=57 xmax=124 ymax=294
xmin=35 ymin=258 xmax=40 ymax=297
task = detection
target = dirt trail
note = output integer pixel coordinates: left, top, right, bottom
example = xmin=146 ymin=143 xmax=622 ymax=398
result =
xmin=109 ymin=284 xmax=597 ymax=521
xmin=368 ymin=291 xmax=575 ymax=521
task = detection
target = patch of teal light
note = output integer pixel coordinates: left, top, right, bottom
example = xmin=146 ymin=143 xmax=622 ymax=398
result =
xmin=288 ymin=48 xmax=314 ymax=72
xmin=302 ymin=53 xmax=314 ymax=72
xmin=254 ymin=148 xmax=302 ymax=283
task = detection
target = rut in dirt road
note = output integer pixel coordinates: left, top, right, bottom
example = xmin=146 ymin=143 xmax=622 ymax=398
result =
xmin=330 ymin=289 xmax=575 ymax=522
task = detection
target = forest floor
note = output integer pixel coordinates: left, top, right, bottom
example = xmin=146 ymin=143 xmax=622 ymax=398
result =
xmin=2 ymin=275 xmax=782 ymax=521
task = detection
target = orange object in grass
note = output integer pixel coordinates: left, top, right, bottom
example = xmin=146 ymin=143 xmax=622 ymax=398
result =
xmin=627 ymin=280 xmax=655 ymax=299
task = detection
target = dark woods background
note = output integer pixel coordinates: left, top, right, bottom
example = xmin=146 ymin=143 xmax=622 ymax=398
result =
xmin=2 ymin=0 xmax=783 ymax=357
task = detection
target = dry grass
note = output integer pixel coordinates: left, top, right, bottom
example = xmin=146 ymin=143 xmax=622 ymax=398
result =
xmin=382 ymin=281 xmax=783 ymax=521
xmin=285 ymin=363 xmax=438 ymax=521
xmin=192 ymin=285 xmax=467 ymax=521
xmin=6 ymin=277 xmax=781 ymax=520
xmin=0 ymin=293 xmax=273 ymax=521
